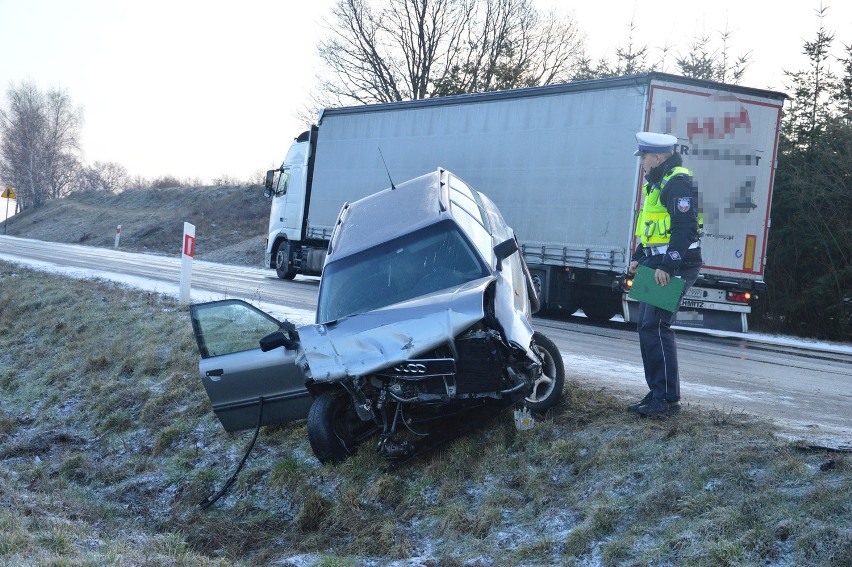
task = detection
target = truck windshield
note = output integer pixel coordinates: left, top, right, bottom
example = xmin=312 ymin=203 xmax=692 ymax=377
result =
xmin=316 ymin=220 xmax=490 ymax=323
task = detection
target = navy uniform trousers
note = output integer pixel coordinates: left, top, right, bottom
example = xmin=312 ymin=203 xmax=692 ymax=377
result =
xmin=636 ymin=254 xmax=702 ymax=402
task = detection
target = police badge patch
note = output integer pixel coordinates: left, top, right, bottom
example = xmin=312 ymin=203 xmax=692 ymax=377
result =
xmin=668 ymin=250 xmax=682 ymax=261
xmin=677 ymin=197 xmax=691 ymax=212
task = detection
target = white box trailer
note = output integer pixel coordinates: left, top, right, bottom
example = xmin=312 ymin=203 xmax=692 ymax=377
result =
xmin=264 ymin=72 xmax=785 ymax=332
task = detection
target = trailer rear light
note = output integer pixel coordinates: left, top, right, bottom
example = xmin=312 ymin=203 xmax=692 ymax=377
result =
xmin=625 ymin=277 xmax=634 ymax=290
xmin=726 ymin=291 xmax=752 ymax=304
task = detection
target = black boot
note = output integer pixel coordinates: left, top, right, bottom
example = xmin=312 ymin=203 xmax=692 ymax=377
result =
xmin=637 ymin=398 xmax=681 ymax=417
xmin=627 ymin=392 xmax=653 ymax=413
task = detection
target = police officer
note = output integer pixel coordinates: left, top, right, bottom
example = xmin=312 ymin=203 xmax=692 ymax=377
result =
xmin=627 ymin=132 xmax=703 ymax=417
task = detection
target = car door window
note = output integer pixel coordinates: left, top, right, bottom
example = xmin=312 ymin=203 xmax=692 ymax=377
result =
xmin=191 ymin=300 xmax=282 ymax=359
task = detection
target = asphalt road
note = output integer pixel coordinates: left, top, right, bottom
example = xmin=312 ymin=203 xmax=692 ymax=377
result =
xmin=2 ymin=235 xmax=850 ymax=450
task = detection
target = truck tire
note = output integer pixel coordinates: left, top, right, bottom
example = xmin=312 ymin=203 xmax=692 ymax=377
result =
xmin=580 ymin=289 xmax=620 ymax=322
xmin=307 ymin=390 xmax=377 ymax=464
xmin=530 ymin=272 xmax=547 ymax=312
xmin=274 ymin=243 xmax=297 ymax=280
xmin=551 ymin=281 xmax=580 ymax=316
xmin=559 ymin=296 xmax=580 ymax=316
xmin=524 ymin=331 xmax=565 ymax=413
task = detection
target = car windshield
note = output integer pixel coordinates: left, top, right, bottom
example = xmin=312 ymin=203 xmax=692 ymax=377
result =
xmin=317 ymin=220 xmax=490 ymax=323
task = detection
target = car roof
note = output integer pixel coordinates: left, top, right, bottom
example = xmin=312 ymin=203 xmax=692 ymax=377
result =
xmin=327 ymin=168 xmax=499 ymax=262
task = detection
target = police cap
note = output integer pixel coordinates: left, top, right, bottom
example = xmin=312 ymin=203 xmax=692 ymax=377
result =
xmin=634 ymin=132 xmax=678 ymax=156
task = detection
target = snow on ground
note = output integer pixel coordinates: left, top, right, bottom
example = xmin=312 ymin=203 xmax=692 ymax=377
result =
xmin=0 ymin=253 xmax=317 ymax=326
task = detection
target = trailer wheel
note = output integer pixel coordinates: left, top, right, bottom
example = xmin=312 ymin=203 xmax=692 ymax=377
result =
xmin=559 ymin=296 xmax=580 ymax=316
xmin=524 ymin=331 xmax=565 ymax=413
xmin=580 ymin=289 xmax=620 ymax=322
xmin=275 ymin=243 xmax=297 ymax=280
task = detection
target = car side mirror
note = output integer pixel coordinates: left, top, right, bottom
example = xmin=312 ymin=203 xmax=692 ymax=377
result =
xmin=259 ymin=331 xmax=297 ymax=352
xmin=494 ymin=238 xmax=519 ymax=271
xmin=263 ymin=169 xmax=276 ymax=197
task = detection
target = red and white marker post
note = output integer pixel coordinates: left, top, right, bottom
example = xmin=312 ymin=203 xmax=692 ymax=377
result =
xmin=179 ymin=222 xmax=196 ymax=304
xmin=114 ymin=225 xmax=121 ymax=248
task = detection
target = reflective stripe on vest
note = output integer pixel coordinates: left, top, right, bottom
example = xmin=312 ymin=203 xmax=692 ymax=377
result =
xmin=635 ymin=166 xmax=692 ymax=246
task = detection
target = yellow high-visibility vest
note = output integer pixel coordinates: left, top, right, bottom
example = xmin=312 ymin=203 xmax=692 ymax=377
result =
xmin=635 ymin=166 xmax=692 ymax=246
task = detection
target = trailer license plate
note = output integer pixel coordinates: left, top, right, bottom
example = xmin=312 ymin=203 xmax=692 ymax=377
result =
xmin=683 ymin=286 xmax=725 ymax=302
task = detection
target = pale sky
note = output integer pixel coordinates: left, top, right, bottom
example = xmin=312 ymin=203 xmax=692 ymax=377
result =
xmin=1 ymin=0 xmax=850 ymax=184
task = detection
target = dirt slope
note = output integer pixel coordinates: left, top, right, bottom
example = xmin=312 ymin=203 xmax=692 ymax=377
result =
xmin=1 ymin=186 xmax=270 ymax=267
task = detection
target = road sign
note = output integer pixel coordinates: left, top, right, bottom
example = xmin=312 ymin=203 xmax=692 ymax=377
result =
xmin=2 ymin=188 xmax=12 ymax=233
xmin=180 ymin=222 xmax=196 ymax=304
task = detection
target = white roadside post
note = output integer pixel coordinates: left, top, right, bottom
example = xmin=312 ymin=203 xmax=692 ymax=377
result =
xmin=114 ymin=225 xmax=121 ymax=248
xmin=180 ymin=222 xmax=196 ymax=304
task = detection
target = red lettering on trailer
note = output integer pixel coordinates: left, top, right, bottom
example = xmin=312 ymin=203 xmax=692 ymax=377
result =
xmin=686 ymin=95 xmax=752 ymax=141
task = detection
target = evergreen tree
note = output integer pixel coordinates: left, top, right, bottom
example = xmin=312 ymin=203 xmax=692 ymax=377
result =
xmin=756 ymin=5 xmax=851 ymax=340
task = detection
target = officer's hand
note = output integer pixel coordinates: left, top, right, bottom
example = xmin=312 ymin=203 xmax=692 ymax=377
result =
xmin=655 ymin=269 xmax=671 ymax=286
xmin=628 ymin=260 xmax=638 ymax=275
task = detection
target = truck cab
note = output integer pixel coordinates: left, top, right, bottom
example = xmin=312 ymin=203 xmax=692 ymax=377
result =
xmin=264 ymin=127 xmax=323 ymax=279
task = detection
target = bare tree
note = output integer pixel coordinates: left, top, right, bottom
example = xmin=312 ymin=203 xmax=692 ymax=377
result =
xmin=126 ymin=175 xmax=152 ymax=191
xmin=211 ymin=173 xmax=243 ymax=186
xmin=78 ymin=161 xmax=129 ymax=193
xmin=314 ymin=0 xmax=585 ymax=107
xmin=0 ymin=82 xmax=83 ymax=210
xmin=250 ymin=168 xmax=273 ymax=187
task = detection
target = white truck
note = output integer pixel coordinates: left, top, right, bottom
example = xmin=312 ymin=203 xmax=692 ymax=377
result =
xmin=264 ymin=72 xmax=785 ymax=333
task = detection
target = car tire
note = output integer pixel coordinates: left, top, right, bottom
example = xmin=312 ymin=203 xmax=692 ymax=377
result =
xmin=275 ymin=243 xmax=297 ymax=280
xmin=307 ymin=390 xmax=376 ymax=464
xmin=524 ymin=331 xmax=565 ymax=413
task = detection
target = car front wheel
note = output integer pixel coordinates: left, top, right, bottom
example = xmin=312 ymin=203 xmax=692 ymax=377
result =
xmin=524 ymin=331 xmax=565 ymax=413
xmin=307 ymin=390 xmax=378 ymax=464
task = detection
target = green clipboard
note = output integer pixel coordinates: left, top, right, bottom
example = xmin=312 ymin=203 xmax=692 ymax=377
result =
xmin=628 ymin=265 xmax=686 ymax=312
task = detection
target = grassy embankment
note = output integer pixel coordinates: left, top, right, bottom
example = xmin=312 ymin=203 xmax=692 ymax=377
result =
xmin=0 ymin=258 xmax=850 ymax=566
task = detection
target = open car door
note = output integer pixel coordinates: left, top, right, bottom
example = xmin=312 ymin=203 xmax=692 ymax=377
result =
xmin=190 ymin=299 xmax=312 ymax=431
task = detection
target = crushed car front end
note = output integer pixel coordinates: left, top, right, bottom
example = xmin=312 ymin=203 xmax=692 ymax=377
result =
xmin=190 ymin=168 xmax=564 ymax=464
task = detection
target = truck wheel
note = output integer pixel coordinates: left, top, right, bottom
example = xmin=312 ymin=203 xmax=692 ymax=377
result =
xmin=552 ymin=282 xmax=579 ymax=316
xmin=524 ymin=331 xmax=565 ymax=413
xmin=580 ymin=290 xmax=620 ymax=322
xmin=530 ymin=272 xmax=547 ymax=312
xmin=308 ymin=390 xmax=377 ymax=464
xmin=560 ymin=296 xmax=580 ymax=316
xmin=275 ymin=243 xmax=297 ymax=280
xmin=580 ymin=301 xmax=617 ymax=322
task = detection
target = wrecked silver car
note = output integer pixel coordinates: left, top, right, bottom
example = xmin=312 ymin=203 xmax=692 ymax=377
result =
xmin=190 ymin=169 xmax=564 ymax=464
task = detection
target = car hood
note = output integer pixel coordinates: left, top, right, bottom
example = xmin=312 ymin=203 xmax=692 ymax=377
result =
xmin=297 ymin=275 xmax=532 ymax=382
